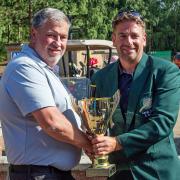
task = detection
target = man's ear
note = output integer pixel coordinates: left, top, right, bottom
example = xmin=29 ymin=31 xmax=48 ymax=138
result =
xmin=112 ymin=33 xmax=116 ymax=46
xmin=143 ymin=32 xmax=147 ymax=47
xmin=30 ymin=27 xmax=36 ymax=41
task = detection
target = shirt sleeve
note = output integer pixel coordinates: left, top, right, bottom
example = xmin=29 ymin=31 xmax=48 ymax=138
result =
xmin=6 ymin=62 xmax=56 ymax=116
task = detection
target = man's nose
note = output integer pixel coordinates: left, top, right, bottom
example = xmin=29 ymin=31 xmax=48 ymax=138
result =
xmin=54 ymin=36 xmax=62 ymax=47
xmin=126 ymin=36 xmax=133 ymax=46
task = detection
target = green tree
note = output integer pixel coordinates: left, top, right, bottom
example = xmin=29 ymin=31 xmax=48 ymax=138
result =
xmin=0 ymin=0 xmax=179 ymax=61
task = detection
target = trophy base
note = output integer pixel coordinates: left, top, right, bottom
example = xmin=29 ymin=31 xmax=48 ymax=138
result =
xmin=86 ymin=164 xmax=116 ymax=177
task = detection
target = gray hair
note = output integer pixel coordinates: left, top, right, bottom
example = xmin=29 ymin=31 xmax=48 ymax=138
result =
xmin=32 ymin=8 xmax=71 ymax=29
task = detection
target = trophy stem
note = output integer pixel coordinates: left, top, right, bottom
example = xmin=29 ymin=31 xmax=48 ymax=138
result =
xmin=93 ymin=155 xmax=109 ymax=168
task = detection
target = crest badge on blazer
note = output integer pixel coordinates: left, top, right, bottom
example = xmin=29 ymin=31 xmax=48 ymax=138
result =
xmin=139 ymin=96 xmax=152 ymax=115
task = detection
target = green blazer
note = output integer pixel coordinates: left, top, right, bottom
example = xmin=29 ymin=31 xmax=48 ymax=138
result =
xmin=91 ymin=53 xmax=180 ymax=180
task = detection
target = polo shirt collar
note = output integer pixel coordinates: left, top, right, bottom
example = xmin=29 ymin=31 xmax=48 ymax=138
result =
xmin=118 ymin=62 xmax=134 ymax=76
xmin=21 ymin=44 xmax=49 ymax=69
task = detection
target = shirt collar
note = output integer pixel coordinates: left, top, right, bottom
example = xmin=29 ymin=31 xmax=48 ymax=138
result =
xmin=118 ymin=62 xmax=134 ymax=76
xmin=21 ymin=44 xmax=49 ymax=69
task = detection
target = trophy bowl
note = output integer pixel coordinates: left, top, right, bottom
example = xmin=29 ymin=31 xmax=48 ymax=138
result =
xmin=78 ymin=90 xmax=120 ymax=169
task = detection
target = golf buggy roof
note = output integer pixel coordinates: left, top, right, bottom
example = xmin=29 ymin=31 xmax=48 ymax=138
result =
xmin=66 ymin=39 xmax=115 ymax=51
xmin=5 ymin=40 xmax=116 ymax=78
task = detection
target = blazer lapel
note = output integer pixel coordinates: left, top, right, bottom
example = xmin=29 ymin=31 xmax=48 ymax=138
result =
xmin=104 ymin=61 xmax=125 ymax=131
xmin=102 ymin=61 xmax=119 ymax=96
xmin=125 ymin=53 xmax=150 ymax=129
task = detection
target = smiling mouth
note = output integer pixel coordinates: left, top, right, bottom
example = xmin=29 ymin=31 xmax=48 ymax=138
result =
xmin=49 ymin=48 xmax=61 ymax=54
xmin=122 ymin=48 xmax=135 ymax=53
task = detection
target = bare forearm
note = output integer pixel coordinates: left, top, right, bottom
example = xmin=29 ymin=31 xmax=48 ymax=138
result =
xmin=32 ymin=107 xmax=91 ymax=150
xmin=45 ymin=122 xmax=90 ymax=149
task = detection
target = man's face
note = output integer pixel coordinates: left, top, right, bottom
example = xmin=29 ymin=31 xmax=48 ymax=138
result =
xmin=174 ymin=59 xmax=180 ymax=68
xmin=112 ymin=20 xmax=146 ymax=64
xmin=31 ymin=20 xmax=69 ymax=67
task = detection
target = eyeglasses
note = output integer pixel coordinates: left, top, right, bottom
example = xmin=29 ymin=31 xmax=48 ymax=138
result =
xmin=117 ymin=10 xmax=143 ymax=20
xmin=112 ymin=10 xmax=144 ymax=27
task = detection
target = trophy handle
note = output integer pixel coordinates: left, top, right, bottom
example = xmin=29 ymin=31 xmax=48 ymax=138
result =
xmin=80 ymin=100 xmax=93 ymax=134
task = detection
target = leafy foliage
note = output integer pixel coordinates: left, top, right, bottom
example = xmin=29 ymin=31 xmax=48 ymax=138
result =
xmin=0 ymin=0 xmax=179 ymax=61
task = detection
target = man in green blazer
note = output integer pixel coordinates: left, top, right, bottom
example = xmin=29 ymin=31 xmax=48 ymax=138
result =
xmin=91 ymin=10 xmax=180 ymax=180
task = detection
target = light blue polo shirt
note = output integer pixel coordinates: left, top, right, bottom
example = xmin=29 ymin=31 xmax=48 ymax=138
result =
xmin=0 ymin=45 xmax=82 ymax=170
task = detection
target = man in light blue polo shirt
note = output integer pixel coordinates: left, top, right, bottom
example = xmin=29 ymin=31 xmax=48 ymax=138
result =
xmin=0 ymin=8 xmax=92 ymax=180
